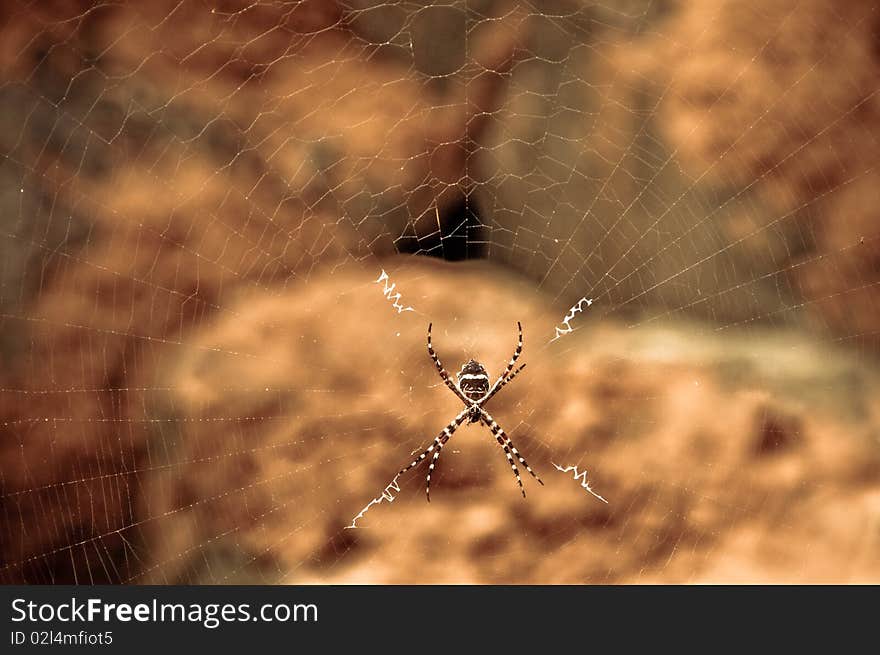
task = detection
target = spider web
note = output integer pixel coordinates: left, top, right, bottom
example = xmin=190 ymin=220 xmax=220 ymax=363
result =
xmin=2 ymin=0 xmax=880 ymax=584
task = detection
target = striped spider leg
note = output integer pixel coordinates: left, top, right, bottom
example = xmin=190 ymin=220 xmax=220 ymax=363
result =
xmin=480 ymin=361 xmax=526 ymax=407
xmin=394 ymin=323 xmax=542 ymax=500
xmin=396 ymin=408 xmax=470 ymax=502
xmin=479 ymin=408 xmax=544 ymax=497
xmin=427 ymin=323 xmax=471 ymax=406
xmin=487 ymin=321 xmax=523 ymax=397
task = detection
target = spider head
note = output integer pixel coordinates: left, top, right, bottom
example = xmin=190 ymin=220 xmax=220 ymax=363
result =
xmin=457 ymin=359 xmax=490 ymax=404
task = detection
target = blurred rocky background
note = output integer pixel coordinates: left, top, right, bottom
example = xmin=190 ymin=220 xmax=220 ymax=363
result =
xmin=1 ymin=0 xmax=878 ymax=583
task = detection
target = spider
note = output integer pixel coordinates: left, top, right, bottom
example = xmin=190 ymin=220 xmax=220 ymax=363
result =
xmin=396 ymin=322 xmax=544 ymax=501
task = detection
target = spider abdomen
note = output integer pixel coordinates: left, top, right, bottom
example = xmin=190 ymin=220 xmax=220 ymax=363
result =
xmin=458 ymin=359 xmax=490 ymax=403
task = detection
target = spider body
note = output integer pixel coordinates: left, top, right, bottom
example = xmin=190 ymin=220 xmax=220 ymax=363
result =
xmin=395 ymin=322 xmax=544 ymax=500
xmin=457 ymin=359 xmax=490 ymax=421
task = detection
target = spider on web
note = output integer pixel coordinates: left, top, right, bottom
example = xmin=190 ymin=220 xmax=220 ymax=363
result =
xmin=396 ymin=322 xmax=544 ymax=501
